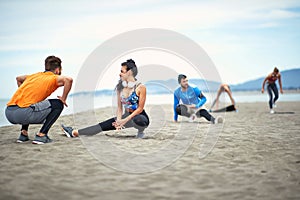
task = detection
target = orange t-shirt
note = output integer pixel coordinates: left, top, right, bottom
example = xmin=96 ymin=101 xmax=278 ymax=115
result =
xmin=7 ymin=71 xmax=59 ymax=107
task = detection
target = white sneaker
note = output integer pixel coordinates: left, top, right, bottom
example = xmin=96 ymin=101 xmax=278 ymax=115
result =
xmin=189 ymin=114 xmax=196 ymax=123
xmin=272 ymin=100 xmax=277 ymax=108
xmin=214 ymin=116 xmax=224 ymax=124
xmin=270 ymin=109 xmax=275 ymax=114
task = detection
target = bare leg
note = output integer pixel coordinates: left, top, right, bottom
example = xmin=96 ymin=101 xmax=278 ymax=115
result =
xmin=210 ymin=89 xmax=222 ymax=110
xmin=226 ymin=90 xmax=235 ymax=106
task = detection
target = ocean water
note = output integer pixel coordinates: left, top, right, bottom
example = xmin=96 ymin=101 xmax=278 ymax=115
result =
xmin=0 ymin=99 xmax=9 ymax=127
xmin=1 ymin=91 xmax=300 ymax=127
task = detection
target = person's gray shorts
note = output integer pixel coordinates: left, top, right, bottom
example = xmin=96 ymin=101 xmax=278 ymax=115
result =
xmin=5 ymin=100 xmax=52 ymax=125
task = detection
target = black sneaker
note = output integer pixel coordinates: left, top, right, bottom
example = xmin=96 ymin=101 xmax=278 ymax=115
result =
xmin=32 ymin=135 xmax=52 ymax=144
xmin=17 ymin=133 xmax=29 ymax=143
xmin=61 ymin=124 xmax=74 ymax=138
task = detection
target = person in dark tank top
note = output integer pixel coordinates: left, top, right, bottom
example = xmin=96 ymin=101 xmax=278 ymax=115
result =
xmin=261 ymin=67 xmax=283 ymax=114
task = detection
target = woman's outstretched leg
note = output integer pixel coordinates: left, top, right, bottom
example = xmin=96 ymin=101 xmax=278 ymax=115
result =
xmin=61 ymin=112 xmax=149 ymax=137
xmin=62 ymin=117 xmax=117 ymax=137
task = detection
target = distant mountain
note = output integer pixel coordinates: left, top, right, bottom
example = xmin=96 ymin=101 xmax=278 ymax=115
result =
xmin=231 ymin=68 xmax=300 ymax=91
xmin=144 ymin=79 xmax=221 ymax=94
xmin=144 ymin=68 xmax=300 ymax=93
xmin=70 ymin=68 xmax=300 ymax=96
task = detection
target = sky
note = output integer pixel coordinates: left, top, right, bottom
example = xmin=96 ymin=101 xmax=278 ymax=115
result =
xmin=1 ymin=0 xmax=300 ymax=99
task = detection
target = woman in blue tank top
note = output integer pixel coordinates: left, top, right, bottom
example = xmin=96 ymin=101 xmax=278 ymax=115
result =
xmin=61 ymin=59 xmax=149 ymax=138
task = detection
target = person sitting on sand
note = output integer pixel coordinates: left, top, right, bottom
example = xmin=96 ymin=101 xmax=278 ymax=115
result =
xmin=5 ymin=56 xmax=73 ymax=144
xmin=173 ymin=74 xmax=222 ymax=123
xmin=209 ymin=83 xmax=236 ymax=111
xmin=261 ymin=67 xmax=283 ymax=114
xmin=61 ymin=59 xmax=150 ymax=138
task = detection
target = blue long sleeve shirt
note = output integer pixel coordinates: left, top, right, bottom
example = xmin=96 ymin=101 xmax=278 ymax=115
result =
xmin=173 ymin=85 xmax=207 ymax=121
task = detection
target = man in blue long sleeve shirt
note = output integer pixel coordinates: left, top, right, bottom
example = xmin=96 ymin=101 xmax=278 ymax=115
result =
xmin=174 ymin=74 xmax=219 ymax=123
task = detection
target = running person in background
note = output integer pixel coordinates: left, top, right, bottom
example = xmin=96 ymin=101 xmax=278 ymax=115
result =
xmin=5 ymin=56 xmax=73 ymax=144
xmin=261 ymin=67 xmax=283 ymax=114
xmin=173 ymin=74 xmax=222 ymax=123
xmin=61 ymin=59 xmax=150 ymax=138
xmin=210 ymin=83 xmax=236 ymax=111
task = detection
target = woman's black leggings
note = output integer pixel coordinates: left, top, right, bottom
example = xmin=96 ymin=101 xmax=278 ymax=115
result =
xmin=267 ymin=83 xmax=279 ymax=109
xmin=176 ymin=104 xmax=215 ymax=122
xmin=78 ymin=110 xmax=150 ymax=136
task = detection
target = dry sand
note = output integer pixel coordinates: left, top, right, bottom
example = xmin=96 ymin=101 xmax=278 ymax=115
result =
xmin=0 ymin=102 xmax=299 ymax=200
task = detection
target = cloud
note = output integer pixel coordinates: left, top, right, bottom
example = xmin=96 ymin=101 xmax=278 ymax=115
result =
xmin=2 ymin=0 xmax=300 ymax=52
xmin=1 ymin=0 xmax=300 ymax=97
xmin=256 ymin=22 xmax=279 ymax=28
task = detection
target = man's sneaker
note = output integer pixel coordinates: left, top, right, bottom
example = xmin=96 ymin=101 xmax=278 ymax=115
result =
xmin=32 ymin=135 xmax=52 ymax=144
xmin=270 ymin=109 xmax=275 ymax=114
xmin=214 ymin=116 xmax=224 ymax=124
xmin=136 ymin=132 xmax=145 ymax=139
xmin=189 ymin=114 xmax=196 ymax=123
xmin=17 ymin=133 xmax=29 ymax=143
xmin=61 ymin=124 xmax=74 ymax=138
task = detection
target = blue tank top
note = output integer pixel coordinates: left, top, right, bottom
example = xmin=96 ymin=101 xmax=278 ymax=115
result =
xmin=120 ymin=83 xmax=140 ymax=111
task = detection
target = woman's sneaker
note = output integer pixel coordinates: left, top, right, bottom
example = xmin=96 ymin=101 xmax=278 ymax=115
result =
xmin=32 ymin=135 xmax=52 ymax=144
xmin=61 ymin=124 xmax=74 ymax=138
xmin=17 ymin=133 xmax=29 ymax=143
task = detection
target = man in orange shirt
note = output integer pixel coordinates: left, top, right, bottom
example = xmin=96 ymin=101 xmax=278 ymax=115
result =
xmin=5 ymin=56 xmax=73 ymax=144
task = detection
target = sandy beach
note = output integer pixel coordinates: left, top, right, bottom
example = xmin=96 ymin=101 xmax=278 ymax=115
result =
xmin=0 ymin=102 xmax=299 ymax=200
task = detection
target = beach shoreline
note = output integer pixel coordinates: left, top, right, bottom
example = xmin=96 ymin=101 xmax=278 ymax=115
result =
xmin=0 ymin=102 xmax=299 ymax=200
xmin=1 ymin=90 xmax=300 ymax=128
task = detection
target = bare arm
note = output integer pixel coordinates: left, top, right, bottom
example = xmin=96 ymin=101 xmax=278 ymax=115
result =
xmin=261 ymin=75 xmax=270 ymax=93
xmin=112 ymin=91 xmax=124 ymax=130
xmin=56 ymin=76 xmax=73 ymax=107
xmin=16 ymin=75 xmax=27 ymax=87
xmin=116 ymin=91 xmax=123 ymax=120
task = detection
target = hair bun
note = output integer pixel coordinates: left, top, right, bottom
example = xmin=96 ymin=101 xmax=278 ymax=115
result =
xmin=127 ymin=59 xmax=135 ymax=64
